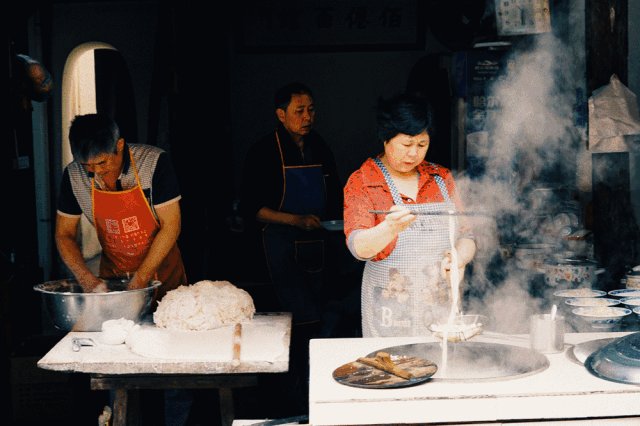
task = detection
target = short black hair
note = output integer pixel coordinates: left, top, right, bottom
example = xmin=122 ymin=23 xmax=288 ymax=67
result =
xmin=69 ymin=113 xmax=120 ymax=163
xmin=376 ymin=93 xmax=435 ymax=143
xmin=274 ymin=82 xmax=313 ymax=110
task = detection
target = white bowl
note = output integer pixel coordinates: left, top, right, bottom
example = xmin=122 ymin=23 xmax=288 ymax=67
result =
xmin=553 ymin=288 xmax=606 ymax=298
xmin=620 ymin=297 xmax=640 ymax=308
xmin=634 ymin=307 xmax=640 ymax=318
xmin=564 ymin=297 xmax=620 ymax=307
xmin=572 ymin=306 xmax=631 ymax=329
xmin=429 ymin=314 xmax=488 ymax=342
xmin=609 ymin=289 xmax=640 ymax=298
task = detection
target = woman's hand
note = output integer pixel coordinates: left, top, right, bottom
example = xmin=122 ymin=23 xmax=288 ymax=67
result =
xmin=440 ymin=238 xmax=476 ymax=283
xmin=381 ymin=205 xmax=416 ymax=234
xmin=352 ymin=205 xmax=416 ymax=259
xmin=440 ymin=251 xmax=467 ymax=284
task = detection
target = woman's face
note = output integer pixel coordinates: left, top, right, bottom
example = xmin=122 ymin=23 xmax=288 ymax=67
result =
xmin=383 ymin=130 xmax=430 ymax=176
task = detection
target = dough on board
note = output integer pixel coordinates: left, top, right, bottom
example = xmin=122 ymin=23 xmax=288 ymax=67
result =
xmin=153 ymin=280 xmax=256 ymax=331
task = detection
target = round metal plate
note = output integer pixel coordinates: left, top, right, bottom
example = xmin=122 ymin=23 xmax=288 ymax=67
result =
xmin=368 ymin=342 xmax=549 ymax=382
xmin=570 ymin=338 xmax=617 ymax=365
xmin=332 ymin=355 xmax=437 ymax=389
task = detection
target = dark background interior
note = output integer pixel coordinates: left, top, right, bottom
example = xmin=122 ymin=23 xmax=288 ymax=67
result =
xmin=4 ymin=0 xmax=638 ymax=424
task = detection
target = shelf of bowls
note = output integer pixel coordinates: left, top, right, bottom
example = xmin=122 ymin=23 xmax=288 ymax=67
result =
xmin=553 ymin=266 xmax=640 ymax=332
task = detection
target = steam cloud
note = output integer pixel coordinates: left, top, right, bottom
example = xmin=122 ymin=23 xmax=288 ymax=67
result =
xmin=456 ymin=34 xmax=587 ymax=333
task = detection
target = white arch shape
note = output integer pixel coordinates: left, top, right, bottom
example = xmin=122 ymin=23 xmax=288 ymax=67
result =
xmin=60 ymin=41 xmax=117 ymax=262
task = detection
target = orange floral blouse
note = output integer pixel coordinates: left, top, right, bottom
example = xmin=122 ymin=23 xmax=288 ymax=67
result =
xmin=343 ymin=156 xmax=469 ymax=262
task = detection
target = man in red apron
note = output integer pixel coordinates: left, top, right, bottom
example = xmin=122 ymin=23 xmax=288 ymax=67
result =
xmin=56 ymin=113 xmax=187 ymax=305
xmin=240 ymin=82 xmax=345 ymax=412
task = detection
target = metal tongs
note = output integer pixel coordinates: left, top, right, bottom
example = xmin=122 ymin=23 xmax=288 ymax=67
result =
xmin=72 ymin=337 xmax=95 ymax=352
xmin=369 ymin=209 xmax=492 ymax=217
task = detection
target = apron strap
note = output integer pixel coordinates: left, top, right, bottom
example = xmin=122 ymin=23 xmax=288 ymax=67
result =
xmin=373 ymin=158 xmax=451 ymax=204
xmin=373 ymin=157 xmax=405 ymax=205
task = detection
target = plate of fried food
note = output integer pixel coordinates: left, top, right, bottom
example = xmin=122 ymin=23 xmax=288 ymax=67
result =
xmin=332 ymin=351 xmax=437 ymax=389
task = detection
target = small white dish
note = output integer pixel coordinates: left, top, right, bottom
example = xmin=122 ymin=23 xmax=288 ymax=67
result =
xmin=321 ymin=220 xmax=344 ymax=231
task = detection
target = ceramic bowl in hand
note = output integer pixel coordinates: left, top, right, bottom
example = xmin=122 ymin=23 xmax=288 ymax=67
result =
xmin=572 ymin=306 xmax=631 ymax=330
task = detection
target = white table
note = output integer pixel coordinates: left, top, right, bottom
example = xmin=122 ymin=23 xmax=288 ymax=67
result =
xmin=309 ymin=332 xmax=640 ymax=425
xmin=38 ymin=312 xmax=291 ymax=426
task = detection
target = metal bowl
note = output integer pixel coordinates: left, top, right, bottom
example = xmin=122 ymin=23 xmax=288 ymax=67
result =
xmin=33 ymin=278 xmax=161 ymax=331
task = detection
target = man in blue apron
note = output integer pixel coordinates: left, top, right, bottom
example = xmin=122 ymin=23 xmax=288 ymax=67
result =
xmin=241 ymin=82 xmax=344 ymax=326
xmin=240 ymin=82 xmax=344 ymax=412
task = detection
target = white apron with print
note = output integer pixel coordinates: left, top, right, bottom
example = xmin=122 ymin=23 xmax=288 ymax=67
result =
xmin=361 ymin=158 xmax=458 ymax=337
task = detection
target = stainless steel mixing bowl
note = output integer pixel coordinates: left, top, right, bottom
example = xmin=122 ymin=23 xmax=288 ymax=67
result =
xmin=33 ymin=278 xmax=162 ymax=331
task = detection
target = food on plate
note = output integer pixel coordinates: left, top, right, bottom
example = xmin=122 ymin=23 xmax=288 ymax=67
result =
xmin=564 ymin=297 xmax=619 ymax=307
xmin=356 ymin=351 xmax=413 ymax=379
xmin=553 ymin=288 xmax=605 ymax=298
xmin=153 ymin=280 xmax=255 ymax=330
xmin=429 ymin=315 xmax=484 ymax=342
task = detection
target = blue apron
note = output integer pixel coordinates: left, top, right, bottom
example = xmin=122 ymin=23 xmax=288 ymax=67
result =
xmin=262 ymin=131 xmax=328 ymax=324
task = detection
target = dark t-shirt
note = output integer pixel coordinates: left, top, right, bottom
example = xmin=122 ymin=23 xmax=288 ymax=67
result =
xmin=240 ymin=123 xmax=343 ymax=227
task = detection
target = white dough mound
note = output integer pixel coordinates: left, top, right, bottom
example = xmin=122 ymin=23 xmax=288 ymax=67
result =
xmin=153 ymin=280 xmax=256 ymax=330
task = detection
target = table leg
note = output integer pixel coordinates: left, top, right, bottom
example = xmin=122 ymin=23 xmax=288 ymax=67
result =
xmin=112 ymin=388 xmax=128 ymax=426
xmin=219 ymin=387 xmax=234 ymax=426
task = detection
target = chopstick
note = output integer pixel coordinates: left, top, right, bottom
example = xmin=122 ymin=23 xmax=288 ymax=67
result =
xmin=368 ymin=210 xmax=491 ymax=217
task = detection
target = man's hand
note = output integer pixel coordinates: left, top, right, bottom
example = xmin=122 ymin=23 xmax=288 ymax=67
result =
xmin=296 ymin=214 xmax=321 ymax=231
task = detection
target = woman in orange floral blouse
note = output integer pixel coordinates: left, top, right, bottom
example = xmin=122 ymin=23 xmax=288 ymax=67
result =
xmin=343 ymin=93 xmax=476 ymax=337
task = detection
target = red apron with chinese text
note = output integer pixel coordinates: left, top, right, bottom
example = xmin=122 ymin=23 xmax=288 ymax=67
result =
xmin=92 ymin=153 xmax=186 ymax=303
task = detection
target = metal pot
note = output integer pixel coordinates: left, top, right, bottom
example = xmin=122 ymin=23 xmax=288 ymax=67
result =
xmin=33 ymin=278 xmax=161 ymax=331
xmin=622 ymin=267 xmax=640 ymax=289
xmin=539 ymin=257 xmax=605 ymax=288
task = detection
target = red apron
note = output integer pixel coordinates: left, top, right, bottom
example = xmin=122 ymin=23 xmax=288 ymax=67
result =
xmin=92 ymin=152 xmax=186 ymax=304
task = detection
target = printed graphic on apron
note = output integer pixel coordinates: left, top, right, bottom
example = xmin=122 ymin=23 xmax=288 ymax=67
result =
xmin=105 ymin=219 xmax=120 ymax=234
xmin=122 ymin=216 xmax=140 ymax=233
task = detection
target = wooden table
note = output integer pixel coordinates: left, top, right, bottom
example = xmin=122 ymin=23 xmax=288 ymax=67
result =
xmin=38 ymin=312 xmax=291 ymax=426
xmin=309 ymin=331 xmax=640 ymax=425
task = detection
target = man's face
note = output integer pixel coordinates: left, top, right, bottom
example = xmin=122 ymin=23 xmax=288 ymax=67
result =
xmin=277 ymin=93 xmax=315 ymax=139
xmin=79 ymin=139 xmax=124 ymax=178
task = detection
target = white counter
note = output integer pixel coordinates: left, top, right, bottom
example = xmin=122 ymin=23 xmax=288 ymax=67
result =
xmin=38 ymin=312 xmax=291 ymax=375
xmin=309 ymin=332 xmax=640 ymax=425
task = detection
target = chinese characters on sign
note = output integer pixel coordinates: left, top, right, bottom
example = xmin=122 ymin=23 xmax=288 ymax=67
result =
xmin=494 ymin=0 xmax=551 ymax=36
xmin=240 ymin=0 xmax=421 ymax=51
